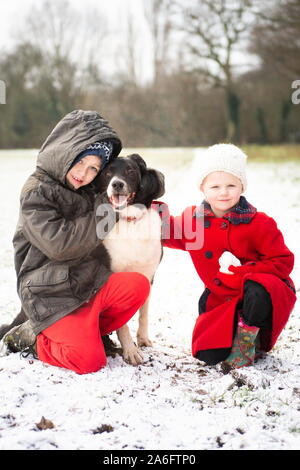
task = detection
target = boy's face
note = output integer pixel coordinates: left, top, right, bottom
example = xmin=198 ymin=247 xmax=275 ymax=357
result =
xmin=66 ymin=155 xmax=101 ymax=190
xmin=200 ymin=171 xmax=243 ymax=217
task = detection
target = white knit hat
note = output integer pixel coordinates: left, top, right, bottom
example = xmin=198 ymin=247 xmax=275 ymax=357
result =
xmin=196 ymin=143 xmax=248 ymax=192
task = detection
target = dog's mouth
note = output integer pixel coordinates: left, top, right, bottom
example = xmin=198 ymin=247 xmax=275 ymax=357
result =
xmin=109 ymin=193 xmax=135 ymax=210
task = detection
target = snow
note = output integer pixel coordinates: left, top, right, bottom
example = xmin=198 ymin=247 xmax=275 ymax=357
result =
xmin=0 ymin=148 xmax=299 ymax=451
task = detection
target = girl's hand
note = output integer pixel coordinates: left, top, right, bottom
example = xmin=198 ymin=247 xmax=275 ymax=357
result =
xmin=228 ymin=264 xmax=256 ymax=276
xmin=217 ymin=271 xmax=242 ymax=290
xmin=151 ymin=201 xmax=170 ymax=220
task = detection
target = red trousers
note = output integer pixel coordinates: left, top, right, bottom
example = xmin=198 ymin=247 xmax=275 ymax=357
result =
xmin=36 ymin=272 xmax=150 ymax=374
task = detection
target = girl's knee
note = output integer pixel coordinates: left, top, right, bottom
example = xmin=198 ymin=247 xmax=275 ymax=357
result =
xmin=244 ymin=280 xmax=272 ymax=307
xmin=242 ymin=280 xmax=272 ymax=329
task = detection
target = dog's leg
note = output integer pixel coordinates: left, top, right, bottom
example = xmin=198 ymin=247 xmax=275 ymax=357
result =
xmin=137 ymin=291 xmax=152 ymax=348
xmin=117 ymin=324 xmax=143 ymax=366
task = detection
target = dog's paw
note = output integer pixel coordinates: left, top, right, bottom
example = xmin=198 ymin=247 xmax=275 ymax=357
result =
xmin=122 ymin=343 xmax=144 ymax=366
xmin=137 ymin=335 xmax=153 ymax=348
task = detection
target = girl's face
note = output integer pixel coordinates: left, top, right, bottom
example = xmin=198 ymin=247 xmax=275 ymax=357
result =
xmin=66 ymin=155 xmax=101 ymax=190
xmin=200 ymin=171 xmax=243 ymax=218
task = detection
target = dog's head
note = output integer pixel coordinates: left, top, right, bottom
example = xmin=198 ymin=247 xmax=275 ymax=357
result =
xmin=98 ymin=154 xmax=165 ymax=210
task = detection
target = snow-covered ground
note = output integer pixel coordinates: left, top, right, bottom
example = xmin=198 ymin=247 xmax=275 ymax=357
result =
xmin=0 ymin=149 xmax=299 ymax=451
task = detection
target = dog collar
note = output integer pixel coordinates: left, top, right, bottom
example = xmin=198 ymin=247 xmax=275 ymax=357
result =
xmin=119 ymin=211 xmax=146 ymax=223
xmin=124 ymin=216 xmax=138 ymax=222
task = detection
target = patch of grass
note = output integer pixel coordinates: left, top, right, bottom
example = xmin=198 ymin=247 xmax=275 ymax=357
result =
xmin=289 ymin=426 xmax=300 ymax=433
xmin=2 ymin=145 xmax=300 ymax=169
xmin=124 ymin=145 xmax=300 ymax=168
xmin=241 ymin=144 xmax=300 ymax=162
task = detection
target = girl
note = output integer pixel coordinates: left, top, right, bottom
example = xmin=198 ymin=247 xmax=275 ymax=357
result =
xmin=3 ymin=110 xmax=150 ymax=374
xmin=155 ymin=144 xmax=296 ymax=370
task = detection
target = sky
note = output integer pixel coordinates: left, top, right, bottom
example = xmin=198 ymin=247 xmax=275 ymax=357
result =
xmin=0 ymin=0 xmax=147 ymax=45
xmin=0 ymin=0 xmax=153 ymax=81
xmin=0 ymin=0 xmax=140 ymax=42
xmin=0 ymin=0 xmax=259 ymax=84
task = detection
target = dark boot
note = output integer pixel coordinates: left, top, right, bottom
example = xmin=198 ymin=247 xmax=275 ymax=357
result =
xmin=0 ymin=309 xmax=27 ymax=340
xmin=3 ymin=320 xmax=37 ymax=356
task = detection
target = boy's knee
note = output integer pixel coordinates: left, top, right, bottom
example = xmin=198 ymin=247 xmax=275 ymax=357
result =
xmin=66 ymin=347 xmax=107 ymax=375
xmin=113 ymin=271 xmax=151 ymax=303
xmin=129 ymin=272 xmax=151 ymax=301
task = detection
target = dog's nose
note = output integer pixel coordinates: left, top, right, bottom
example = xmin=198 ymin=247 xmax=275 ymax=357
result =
xmin=112 ymin=180 xmax=124 ymax=191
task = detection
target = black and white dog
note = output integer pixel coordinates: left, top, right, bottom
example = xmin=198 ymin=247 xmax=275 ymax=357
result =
xmin=99 ymin=154 xmax=165 ymax=365
xmin=0 ymin=154 xmax=165 ymax=366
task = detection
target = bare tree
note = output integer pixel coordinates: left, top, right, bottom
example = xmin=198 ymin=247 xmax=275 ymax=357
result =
xmin=19 ymin=0 xmax=108 ymax=91
xmin=248 ymin=0 xmax=300 ymax=141
xmin=125 ymin=13 xmax=139 ymax=84
xmin=120 ymin=11 xmax=144 ymax=85
xmin=250 ymin=0 xmax=300 ymax=78
xmin=143 ymin=0 xmax=174 ymax=83
xmin=114 ymin=4 xmax=151 ymax=86
xmin=177 ymin=0 xmax=256 ymax=142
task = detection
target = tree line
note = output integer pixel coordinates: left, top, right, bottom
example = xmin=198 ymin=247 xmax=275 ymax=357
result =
xmin=0 ymin=0 xmax=299 ymax=149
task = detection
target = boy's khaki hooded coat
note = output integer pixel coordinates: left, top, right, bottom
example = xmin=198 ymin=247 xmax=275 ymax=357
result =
xmin=13 ymin=110 xmax=122 ymax=335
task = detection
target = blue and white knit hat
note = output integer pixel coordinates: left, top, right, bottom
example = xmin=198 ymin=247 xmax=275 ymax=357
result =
xmin=70 ymin=141 xmax=113 ymax=171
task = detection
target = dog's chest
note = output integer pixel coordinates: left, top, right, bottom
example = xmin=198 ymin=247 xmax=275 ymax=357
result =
xmin=103 ymin=209 xmax=162 ymax=280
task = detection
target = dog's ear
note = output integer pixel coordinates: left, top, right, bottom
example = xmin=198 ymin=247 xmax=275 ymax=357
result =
xmin=135 ymin=168 xmax=165 ymax=208
xmin=148 ymin=169 xmax=165 ymax=199
xmin=128 ymin=153 xmax=147 ymax=173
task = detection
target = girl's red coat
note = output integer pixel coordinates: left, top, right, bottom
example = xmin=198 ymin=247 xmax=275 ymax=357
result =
xmin=158 ymin=201 xmax=296 ymax=356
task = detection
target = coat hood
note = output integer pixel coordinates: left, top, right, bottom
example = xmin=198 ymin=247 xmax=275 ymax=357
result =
xmin=36 ymin=109 xmax=122 ymax=187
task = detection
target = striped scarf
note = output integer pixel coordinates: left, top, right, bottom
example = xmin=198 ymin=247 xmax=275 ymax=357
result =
xmin=194 ymin=196 xmax=257 ymax=225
